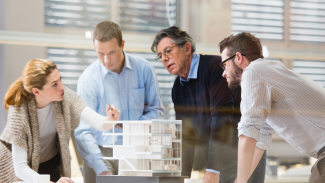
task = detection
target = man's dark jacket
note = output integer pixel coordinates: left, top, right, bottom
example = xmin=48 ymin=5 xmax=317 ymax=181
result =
xmin=172 ymin=54 xmax=265 ymax=182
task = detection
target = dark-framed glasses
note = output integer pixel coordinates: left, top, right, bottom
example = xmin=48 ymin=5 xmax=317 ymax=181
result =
xmin=155 ymin=42 xmax=185 ymax=61
xmin=220 ymin=53 xmax=245 ymax=70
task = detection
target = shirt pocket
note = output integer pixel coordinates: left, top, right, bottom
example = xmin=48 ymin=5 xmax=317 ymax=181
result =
xmin=129 ymin=87 xmax=145 ymax=120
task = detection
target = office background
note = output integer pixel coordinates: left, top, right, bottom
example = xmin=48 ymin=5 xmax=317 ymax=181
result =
xmin=0 ymin=0 xmax=325 ymax=180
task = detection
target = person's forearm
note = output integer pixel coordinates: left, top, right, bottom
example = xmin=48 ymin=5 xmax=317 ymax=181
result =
xmin=92 ymin=159 xmax=109 ymax=175
xmin=249 ymin=147 xmax=265 ymax=177
xmin=81 ymin=106 xmax=119 ymax=132
xmin=237 ymin=135 xmax=257 ymax=183
xmin=80 ymin=106 xmax=106 ymax=131
xmin=12 ymin=144 xmax=39 ymax=183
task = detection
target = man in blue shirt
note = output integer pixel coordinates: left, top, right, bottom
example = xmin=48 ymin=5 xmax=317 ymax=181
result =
xmin=75 ymin=21 xmax=163 ymax=183
xmin=151 ymin=26 xmax=265 ymax=183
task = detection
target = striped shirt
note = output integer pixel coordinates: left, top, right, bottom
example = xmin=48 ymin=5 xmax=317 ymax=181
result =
xmin=238 ymin=58 xmax=325 ymax=158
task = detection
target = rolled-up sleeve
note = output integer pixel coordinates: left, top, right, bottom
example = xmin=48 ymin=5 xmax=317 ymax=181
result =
xmin=238 ymin=69 xmax=272 ymax=149
xmin=257 ymin=122 xmax=276 ymax=149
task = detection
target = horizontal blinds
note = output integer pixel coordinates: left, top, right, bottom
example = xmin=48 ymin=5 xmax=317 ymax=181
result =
xmin=45 ymin=0 xmax=178 ymax=32
xmin=290 ymin=0 xmax=325 ymax=43
xmin=45 ymin=0 xmax=111 ymax=28
xmin=231 ymin=0 xmax=284 ymax=40
xmin=119 ymin=0 xmax=177 ymax=32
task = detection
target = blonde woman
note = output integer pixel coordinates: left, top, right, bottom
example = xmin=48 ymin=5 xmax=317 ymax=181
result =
xmin=0 ymin=59 xmax=120 ymax=183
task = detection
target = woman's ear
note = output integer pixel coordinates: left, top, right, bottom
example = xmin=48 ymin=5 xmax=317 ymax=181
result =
xmin=32 ymin=88 xmax=40 ymax=96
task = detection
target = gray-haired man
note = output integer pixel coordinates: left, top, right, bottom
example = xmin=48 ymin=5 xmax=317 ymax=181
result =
xmin=151 ymin=26 xmax=266 ymax=183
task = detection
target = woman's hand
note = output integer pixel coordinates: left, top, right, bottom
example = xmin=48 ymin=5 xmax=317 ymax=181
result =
xmin=51 ymin=177 xmax=74 ymax=183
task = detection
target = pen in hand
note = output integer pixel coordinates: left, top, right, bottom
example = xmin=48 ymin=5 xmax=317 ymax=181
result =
xmin=107 ymin=103 xmax=123 ymax=129
xmin=107 ymin=103 xmax=113 ymax=115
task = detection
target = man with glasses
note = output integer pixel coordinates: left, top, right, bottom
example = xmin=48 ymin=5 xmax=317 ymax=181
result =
xmin=151 ymin=26 xmax=265 ymax=183
xmin=219 ymin=32 xmax=325 ymax=183
xmin=74 ymin=21 xmax=163 ymax=183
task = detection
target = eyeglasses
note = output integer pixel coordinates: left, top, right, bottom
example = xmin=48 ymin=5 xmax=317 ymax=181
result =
xmin=219 ymin=53 xmax=245 ymax=70
xmin=155 ymin=43 xmax=185 ymax=61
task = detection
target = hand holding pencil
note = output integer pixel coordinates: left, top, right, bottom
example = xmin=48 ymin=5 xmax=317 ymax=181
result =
xmin=106 ymin=103 xmax=120 ymax=121
xmin=102 ymin=103 xmax=121 ymax=131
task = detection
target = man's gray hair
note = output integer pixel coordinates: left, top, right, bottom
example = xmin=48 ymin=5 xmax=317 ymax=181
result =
xmin=151 ymin=26 xmax=196 ymax=53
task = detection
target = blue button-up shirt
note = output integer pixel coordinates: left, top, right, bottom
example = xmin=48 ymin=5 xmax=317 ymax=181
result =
xmin=74 ymin=51 xmax=163 ymax=174
xmin=179 ymin=52 xmax=220 ymax=174
xmin=180 ymin=52 xmax=200 ymax=85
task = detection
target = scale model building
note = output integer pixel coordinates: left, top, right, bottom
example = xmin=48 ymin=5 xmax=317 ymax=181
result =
xmin=102 ymin=119 xmax=182 ymax=177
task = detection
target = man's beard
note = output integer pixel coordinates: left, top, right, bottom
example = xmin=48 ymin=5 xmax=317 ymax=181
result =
xmin=228 ymin=60 xmax=243 ymax=89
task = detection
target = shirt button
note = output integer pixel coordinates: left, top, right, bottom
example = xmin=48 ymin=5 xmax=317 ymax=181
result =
xmin=122 ymin=92 xmax=124 ymax=94
xmin=124 ymin=107 xmax=126 ymax=109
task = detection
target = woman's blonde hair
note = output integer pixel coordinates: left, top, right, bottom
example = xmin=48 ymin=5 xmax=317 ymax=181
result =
xmin=4 ymin=59 xmax=57 ymax=110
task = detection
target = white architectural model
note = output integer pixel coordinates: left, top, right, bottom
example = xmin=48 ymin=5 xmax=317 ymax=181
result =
xmin=102 ymin=120 xmax=182 ymax=177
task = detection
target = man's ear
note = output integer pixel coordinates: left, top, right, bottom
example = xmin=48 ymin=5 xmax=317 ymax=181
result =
xmin=185 ymin=42 xmax=192 ymax=56
xmin=236 ymin=52 xmax=245 ymax=64
xmin=32 ymin=88 xmax=40 ymax=96
xmin=121 ymin=40 xmax=125 ymax=50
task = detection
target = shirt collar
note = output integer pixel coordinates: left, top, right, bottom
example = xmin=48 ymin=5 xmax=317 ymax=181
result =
xmin=180 ymin=52 xmax=200 ymax=85
xmin=124 ymin=50 xmax=132 ymax=70
xmin=244 ymin=58 xmax=266 ymax=71
xmin=99 ymin=50 xmax=132 ymax=77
